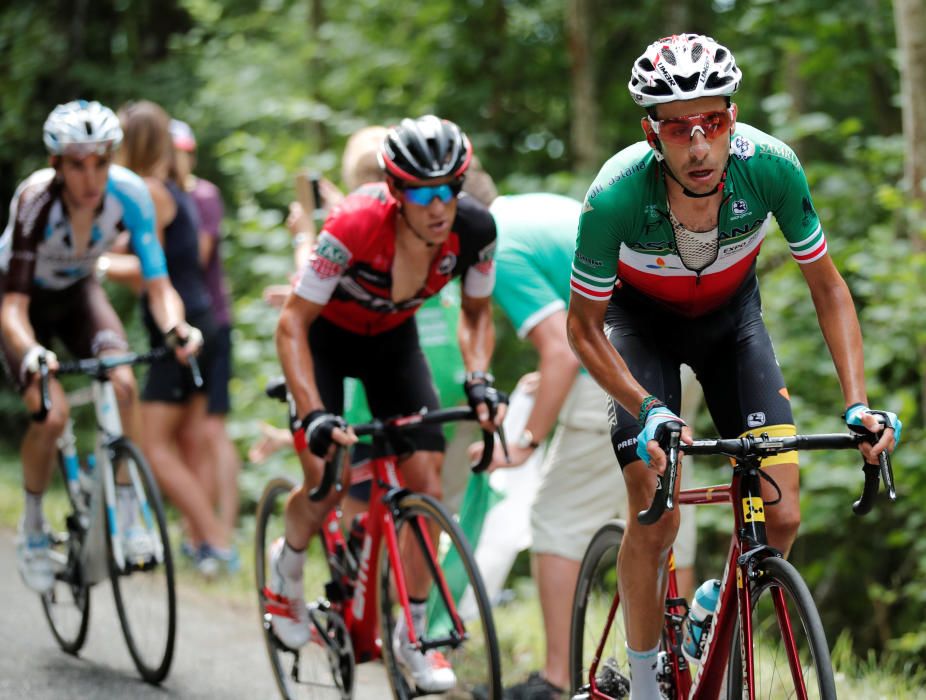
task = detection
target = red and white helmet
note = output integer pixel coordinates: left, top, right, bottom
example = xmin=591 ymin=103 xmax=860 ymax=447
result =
xmin=628 ymin=34 xmax=741 ymax=108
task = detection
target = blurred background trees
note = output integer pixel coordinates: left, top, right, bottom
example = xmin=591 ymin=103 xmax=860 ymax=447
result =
xmin=1 ymin=0 xmax=924 ymax=666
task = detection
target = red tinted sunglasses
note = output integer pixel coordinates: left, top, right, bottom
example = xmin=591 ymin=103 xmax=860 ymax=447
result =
xmin=648 ymin=109 xmax=734 ymax=146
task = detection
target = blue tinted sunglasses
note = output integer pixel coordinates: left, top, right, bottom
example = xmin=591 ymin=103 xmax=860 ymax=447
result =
xmin=401 ymin=180 xmax=463 ymax=206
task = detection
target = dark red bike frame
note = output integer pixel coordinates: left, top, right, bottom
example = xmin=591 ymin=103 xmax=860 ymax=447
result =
xmin=584 ymin=429 xmax=892 ymax=700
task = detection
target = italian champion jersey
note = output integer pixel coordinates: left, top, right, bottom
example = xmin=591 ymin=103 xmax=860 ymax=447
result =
xmin=571 ymin=123 xmax=826 ymax=317
xmin=294 ymin=183 xmax=496 ymax=335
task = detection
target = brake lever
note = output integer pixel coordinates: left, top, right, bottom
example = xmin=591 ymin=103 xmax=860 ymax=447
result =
xmin=32 ymin=354 xmax=51 ymax=423
xmin=867 ymin=411 xmax=897 ymax=502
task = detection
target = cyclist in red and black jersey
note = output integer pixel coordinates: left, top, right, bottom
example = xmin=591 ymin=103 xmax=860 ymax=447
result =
xmin=272 ymin=115 xmax=504 ymax=692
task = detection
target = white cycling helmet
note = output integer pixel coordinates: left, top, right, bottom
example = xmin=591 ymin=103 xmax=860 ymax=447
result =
xmin=43 ymin=100 xmax=123 ymax=157
xmin=628 ymin=34 xmax=741 ymax=108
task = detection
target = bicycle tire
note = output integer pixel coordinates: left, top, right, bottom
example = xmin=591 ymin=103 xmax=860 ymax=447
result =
xmin=569 ymin=519 xmax=631 ymax=697
xmin=254 ymin=477 xmax=354 ymax=700
xmin=107 ymin=439 xmax=176 ymax=684
xmin=725 ymin=556 xmax=836 ymax=700
xmin=378 ymin=492 xmax=501 ymax=700
xmin=41 ymin=455 xmax=93 ymax=654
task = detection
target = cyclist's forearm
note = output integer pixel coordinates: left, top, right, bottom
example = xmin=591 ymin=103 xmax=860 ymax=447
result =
xmin=145 ymin=277 xmax=187 ymax=334
xmin=275 ymin=302 xmax=325 ymax=418
xmin=0 ymin=293 xmax=39 ymax=358
xmin=458 ymin=295 xmax=495 ymax=372
xmin=567 ymin=296 xmax=650 ymax=415
xmin=809 ymin=276 xmax=868 ymax=407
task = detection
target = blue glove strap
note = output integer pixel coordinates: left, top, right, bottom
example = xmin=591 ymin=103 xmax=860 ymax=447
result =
xmin=635 ymin=406 xmax=683 ymax=464
xmin=845 ymin=403 xmax=903 ymax=447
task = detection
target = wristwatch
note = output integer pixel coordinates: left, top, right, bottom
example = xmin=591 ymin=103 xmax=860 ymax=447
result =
xmin=516 ymin=429 xmax=541 ymax=450
xmin=464 ymin=370 xmax=495 ymax=385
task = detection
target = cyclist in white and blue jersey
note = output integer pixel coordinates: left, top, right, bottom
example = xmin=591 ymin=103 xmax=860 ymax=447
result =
xmin=0 ymin=100 xmax=202 ymax=593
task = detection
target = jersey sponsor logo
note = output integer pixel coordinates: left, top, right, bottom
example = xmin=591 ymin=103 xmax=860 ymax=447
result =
xmin=645 ymin=256 xmax=681 ymax=270
xmin=587 ymin=183 xmax=604 ymax=200
xmin=582 ymin=199 xmax=595 ymax=214
xmin=731 ymin=199 xmax=749 ymax=217
xmin=311 ymin=254 xmax=344 ymax=279
xmin=606 ymin=160 xmax=647 ymax=187
xmin=437 ymin=252 xmax=457 ymax=275
xmin=801 ymin=197 xmax=816 ymax=227
xmin=758 ymin=142 xmax=800 ymax=168
xmin=730 ymin=134 xmax=755 ymax=161
xmin=720 ymin=216 xmax=767 ymax=241
xmin=746 ymin=411 xmax=766 ymax=428
xmin=473 ymin=259 xmax=494 ymax=275
xmin=575 ymin=252 xmax=603 ymax=268
xmin=316 ymin=235 xmax=350 ymax=267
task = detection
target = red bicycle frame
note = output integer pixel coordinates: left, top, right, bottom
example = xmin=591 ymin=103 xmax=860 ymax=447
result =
xmin=316 ymin=452 xmax=469 ymax=662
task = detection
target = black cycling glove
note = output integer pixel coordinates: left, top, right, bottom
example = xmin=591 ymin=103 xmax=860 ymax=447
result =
xmin=293 ymin=409 xmax=347 ymax=458
xmin=463 ymin=372 xmax=507 ymax=419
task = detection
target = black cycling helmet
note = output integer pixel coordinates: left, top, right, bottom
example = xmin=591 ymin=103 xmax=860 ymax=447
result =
xmin=379 ymin=115 xmax=472 ymax=183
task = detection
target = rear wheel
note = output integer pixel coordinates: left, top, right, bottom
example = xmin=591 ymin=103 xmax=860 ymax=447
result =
xmin=41 ymin=457 xmax=92 ymax=654
xmin=378 ymin=492 xmax=501 ymax=699
xmin=107 ymin=440 xmax=176 ymax=684
xmin=569 ymin=520 xmax=630 ymax=698
xmin=254 ymin=477 xmax=354 ymax=700
xmin=725 ymin=556 xmax=836 ymax=699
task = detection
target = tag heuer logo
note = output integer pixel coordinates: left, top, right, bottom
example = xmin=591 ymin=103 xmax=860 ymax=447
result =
xmin=746 ymin=412 xmax=766 ymax=428
xmin=732 ymin=199 xmax=749 ymax=216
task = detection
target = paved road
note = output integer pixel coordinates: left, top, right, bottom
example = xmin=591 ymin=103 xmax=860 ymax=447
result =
xmin=0 ymin=529 xmax=387 ymax=699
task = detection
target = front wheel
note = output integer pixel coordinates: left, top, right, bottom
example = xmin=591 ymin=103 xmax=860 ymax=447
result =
xmin=41 ymin=454 xmax=92 ymax=654
xmin=726 ymin=556 xmax=836 ymax=700
xmin=254 ymin=477 xmax=354 ymax=700
xmin=378 ymin=492 xmax=501 ymax=699
xmin=569 ymin=519 xmax=630 ymax=697
xmin=107 ymin=440 xmax=176 ymax=684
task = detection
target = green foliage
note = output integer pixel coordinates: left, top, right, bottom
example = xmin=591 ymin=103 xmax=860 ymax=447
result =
xmin=0 ymin=0 xmax=923 ymax=671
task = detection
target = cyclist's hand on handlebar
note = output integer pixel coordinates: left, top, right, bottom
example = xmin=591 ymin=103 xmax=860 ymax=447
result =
xmin=636 ymin=406 xmax=691 ymax=475
xmin=165 ymin=323 xmax=204 ymax=365
xmin=464 ymin=374 xmax=508 ymax=432
xmin=21 ymin=345 xmax=58 ymax=384
xmin=844 ymin=403 xmax=901 ymax=463
xmin=467 ymin=437 xmax=521 ymax=472
xmin=293 ymin=410 xmax=357 ymax=460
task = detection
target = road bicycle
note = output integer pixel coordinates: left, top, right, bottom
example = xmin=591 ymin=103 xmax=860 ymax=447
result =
xmin=34 ymin=350 xmax=178 ymax=684
xmin=255 ymin=378 xmax=502 ymax=699
xmin=570 ymin=423 xmax=896 ymax=700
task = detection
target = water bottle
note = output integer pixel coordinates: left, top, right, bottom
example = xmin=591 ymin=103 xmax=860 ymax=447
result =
xmin=682 ymin=579 xmax=721 ymax=661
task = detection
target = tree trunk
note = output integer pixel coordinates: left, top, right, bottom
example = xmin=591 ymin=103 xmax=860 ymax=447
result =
xmin=566 ymin=0 xmax=599 ymax=173
xmin=308 ymin=0 xmax=328 ymax=152
xmin=892 ymin=0 xmax=926 ymax=415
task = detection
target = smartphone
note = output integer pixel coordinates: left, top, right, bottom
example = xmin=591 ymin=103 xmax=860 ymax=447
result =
xmin=295 ymin=170 xmax=325 ymax=220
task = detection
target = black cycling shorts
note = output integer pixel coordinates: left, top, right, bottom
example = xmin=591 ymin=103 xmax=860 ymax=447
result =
xmin=605 ymin=275 xmax=794 ymax=468
xmin=309 ymin=316 xmax=445 ymax=454
xmin=141 ymin=308 xmax=219 ymax=404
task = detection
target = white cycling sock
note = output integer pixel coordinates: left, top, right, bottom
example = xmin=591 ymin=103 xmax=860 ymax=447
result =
xmin=395 ymin=599 xmax=428 ymax=645
xmin=23 ymin=490 xmax=45 ymax=533
xmin=278 ymin=541 xmax=306 ymax=582
xmin=627 ymin=643 xmax=660 ymax=700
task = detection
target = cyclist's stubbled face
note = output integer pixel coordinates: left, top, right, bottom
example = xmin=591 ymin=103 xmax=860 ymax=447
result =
xmin=643 ymin=96 xmax=735 ymax=196
xmin=393 ymin=176 xmax=459 ymax=246
xmin=55 ymin=153 xmax=111 ymax=211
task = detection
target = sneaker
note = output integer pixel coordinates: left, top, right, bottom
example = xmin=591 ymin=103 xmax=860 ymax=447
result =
xmin=504 ymin=671 xmax=566 ymax=700
xmin=264 ymin=538 xmax=311 ymax=649
xmin=16 ymin=523 xmax=55 ymax=593
xmin=196 ymin=543 xmax=241 ymax=578
xmin=123 ymin=525 xmax=158 ymax=564
xmin=392 ymin=628 xmax=457 ymax=693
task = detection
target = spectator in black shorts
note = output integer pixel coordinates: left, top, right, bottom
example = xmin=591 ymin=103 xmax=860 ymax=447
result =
xmin=116 ymin=100 xmax=236 ymax=576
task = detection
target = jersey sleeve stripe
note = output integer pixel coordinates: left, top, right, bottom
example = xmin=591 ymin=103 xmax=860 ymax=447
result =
xmin=571 ymin=264 xmax=616 ymax=286
xmin=570 ymin=277 xmax=614 ymax=300
xmin=792 ymin=239 xmax=827 ymax=264
xmin=787 ymin=224 xmax=823 ymax=253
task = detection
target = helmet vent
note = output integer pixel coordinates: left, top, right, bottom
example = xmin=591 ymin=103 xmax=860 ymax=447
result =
xmin=675 ymin=73 xmax=700 ymax=92
xmin=705 ymin=73 xmax=734 ymax=90
xmin=715 ymin=48 xmax=727 ymax=63
xmin=637 ymin=58 xmax=655 ymax=72
xmin=84 ymin=121 xmax=93 ymax=136
xmin=660 ymin=47 xmax=677 ymax=65
xmin=691 ymin=43 xmax=703 ymax=62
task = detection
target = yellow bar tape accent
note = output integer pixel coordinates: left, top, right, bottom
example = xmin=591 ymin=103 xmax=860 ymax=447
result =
xmin=742 ymin=496 xmax=766 ymax=522
xmin=735 ymin=423 xmax=799 ymax=468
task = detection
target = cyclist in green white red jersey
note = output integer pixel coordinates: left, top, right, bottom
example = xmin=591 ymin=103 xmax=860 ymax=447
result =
xmin=565 ymin=34 xmax=901 ymax=699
